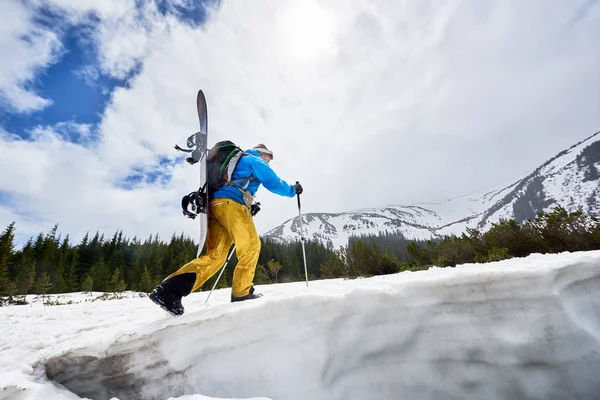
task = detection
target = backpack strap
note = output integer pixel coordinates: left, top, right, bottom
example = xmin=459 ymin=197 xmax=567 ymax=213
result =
xmin=228 ymin=178 xmax=255 ymax=209
xmin=224 ymin=151 xmax=254 ymax=192
xmin=228 ymin=177 xmax=255 ymax=190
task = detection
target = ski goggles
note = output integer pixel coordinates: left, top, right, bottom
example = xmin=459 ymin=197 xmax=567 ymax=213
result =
xmin=255 ymin=148 xmax=274 ymax=160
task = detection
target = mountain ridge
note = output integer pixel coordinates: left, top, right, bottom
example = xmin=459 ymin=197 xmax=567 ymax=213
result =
xmin=265 ymin=131 xmax=600 ymax=248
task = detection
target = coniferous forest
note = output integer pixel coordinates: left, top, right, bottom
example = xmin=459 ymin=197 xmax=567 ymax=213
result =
xmin=1 ymin=206 xmax=599 ymax=305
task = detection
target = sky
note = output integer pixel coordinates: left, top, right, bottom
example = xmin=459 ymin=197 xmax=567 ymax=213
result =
xmin=1 ymin=250 xmax=600 ymax=399
xmin=0 ymin=0 xmax=599 ymax=247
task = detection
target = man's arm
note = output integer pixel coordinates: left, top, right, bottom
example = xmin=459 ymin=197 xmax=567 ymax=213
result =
xmin=250 ymin=157 xmax=296 ymax=197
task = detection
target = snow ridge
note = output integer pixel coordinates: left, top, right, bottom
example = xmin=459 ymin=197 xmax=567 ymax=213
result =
xmin=38 ymin=252 xmax=600 ymax=400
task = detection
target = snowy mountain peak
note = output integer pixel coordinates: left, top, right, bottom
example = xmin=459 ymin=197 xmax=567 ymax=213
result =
xmin=265 ymin=132 xmax=600 ymax=248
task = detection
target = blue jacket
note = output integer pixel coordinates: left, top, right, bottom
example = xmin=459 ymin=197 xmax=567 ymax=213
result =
xmin=211 ymin=149 xmax=296 ymax=204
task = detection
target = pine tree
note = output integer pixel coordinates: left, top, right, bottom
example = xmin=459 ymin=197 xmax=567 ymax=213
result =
xmin=108 ymin=268 xmax=127 ymax=293
xmin=63 ymin=238 xmax=79 ymax=292
xmin=76 ymin=232 xmax=91 ymax=284
xmin=15 ymin=240 xmax=36 ymax=296
xmin=138 ymin=265 xmax=153 ymax=293
xmin=0 ymin=222 xmax=16 ymax=294
xmin=47 ymin=223 xmax=59 ymax=243
xmin=321 ymin=252 xmax=347 ymax=278
xmin=79 ymin=232 xmax=103 ymax=283
xmin=3 ymin=281 xmax=17 ymax=299
xmin=81 ymin=274 xmax=93 ymax=294
xmin=34 ymin=271 xmax=52 ymax=297
xmin=53 ymin=239 xmax=67 ymax=294
xmin=91 ymin=257 xmax=110 ymax=292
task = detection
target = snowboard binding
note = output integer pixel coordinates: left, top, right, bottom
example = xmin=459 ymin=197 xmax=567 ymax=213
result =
xmin=181 ymin=186 xmax=207 ymax=219
xmin=174 ymin=131 xmax=207 ymax=165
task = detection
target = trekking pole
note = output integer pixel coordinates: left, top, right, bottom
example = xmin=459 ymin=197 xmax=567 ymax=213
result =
xmin=296 ymin=183 xmax=309 ymax=287
xmin=204 ymin=244 xmax=235 ymax=305
xmin=204 ymin=202 xmax=261 ymax=305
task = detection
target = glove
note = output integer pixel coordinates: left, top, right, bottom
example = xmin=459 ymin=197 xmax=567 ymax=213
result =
xmin=294 ymin=182 xmax=303 ymax=195
xmin=250 ymin=202 xmax=261 ymax=216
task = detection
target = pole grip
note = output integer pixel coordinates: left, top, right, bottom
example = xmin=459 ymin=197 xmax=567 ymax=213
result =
xmin=296 ymin=181 xmax=301 ymax=209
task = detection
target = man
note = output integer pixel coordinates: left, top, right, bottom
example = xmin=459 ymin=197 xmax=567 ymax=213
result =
xmin=150 ymin=143 xmax=303 ymax=315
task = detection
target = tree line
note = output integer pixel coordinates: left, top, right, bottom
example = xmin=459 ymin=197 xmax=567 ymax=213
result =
xmin=0 ymin=222 xmax=336 ymax=303
xmin=1 ymin=206 xmax=598 ymax=304
xmin=323 ymin=206 xmax=600 ymax=278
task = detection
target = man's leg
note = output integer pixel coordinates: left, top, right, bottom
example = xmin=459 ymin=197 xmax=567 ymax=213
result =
xmin=212 ymin=199 xmax=261 ymax=298
xmin=162 ymin=202 xmax=233 ymax=295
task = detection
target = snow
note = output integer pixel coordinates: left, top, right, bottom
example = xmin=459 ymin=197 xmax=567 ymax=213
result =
xmin=1 ymin=251 xmax=600 ymax=400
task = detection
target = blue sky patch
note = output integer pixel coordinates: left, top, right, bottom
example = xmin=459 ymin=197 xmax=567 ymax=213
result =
xmin=0 ymin=191 xmax=16 ymax=209
xmin=118 ymin=156 xmax=178 ymax=189
xmin=0 ymin=1 xmax=217 ymax=144
xmin=155 ymin=0 xmax=215 ymax=28
xmin=0 ymin=6 xmax=141 ymax=144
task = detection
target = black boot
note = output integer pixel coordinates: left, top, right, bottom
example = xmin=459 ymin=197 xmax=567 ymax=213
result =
xmin=231 ymin=286 xmax=263 ymax=303
xmin=149 ymin=284 xmax=184 ymax=316
xmin=149 ymin=273 xmax=196 ymax=316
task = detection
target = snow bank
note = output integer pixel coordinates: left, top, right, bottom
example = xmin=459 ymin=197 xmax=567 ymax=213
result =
xmin=2 ymin=251 xmax=599 ymax=400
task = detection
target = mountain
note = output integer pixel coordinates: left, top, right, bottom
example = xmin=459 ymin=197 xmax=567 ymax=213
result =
xmin=265 ymin=131 xmax=600 ymax=249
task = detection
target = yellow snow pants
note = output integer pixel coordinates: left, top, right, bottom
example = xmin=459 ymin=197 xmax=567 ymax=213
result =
xmin=164 ymin=198 xmax=260 ymax=297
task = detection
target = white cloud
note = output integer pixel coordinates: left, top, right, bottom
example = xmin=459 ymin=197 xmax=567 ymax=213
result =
xmin=32 ymin=121 xmax=93 ymax=142
xmin=0 ymin=1 xmax=61 ymax=112
xmin=0 ymin=0 xmax=599 ymax=245
xmin=93 ymin=3 xmax=168 ymax=78
xmin=0 ymin=126 xmax=197 ymax=246
xmin=37 ymin=0 xmax=169 ymax=79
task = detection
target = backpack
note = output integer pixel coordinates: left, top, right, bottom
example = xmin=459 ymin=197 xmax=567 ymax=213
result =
xmin=207 ymin=141 xmax=254 ymax=197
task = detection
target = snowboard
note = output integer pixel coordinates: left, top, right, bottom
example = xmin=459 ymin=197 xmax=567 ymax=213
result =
xmin=195 ymin=90 xmax=208 ymax=256
xmin=176 ymin=90 xmax=209 ymax=257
